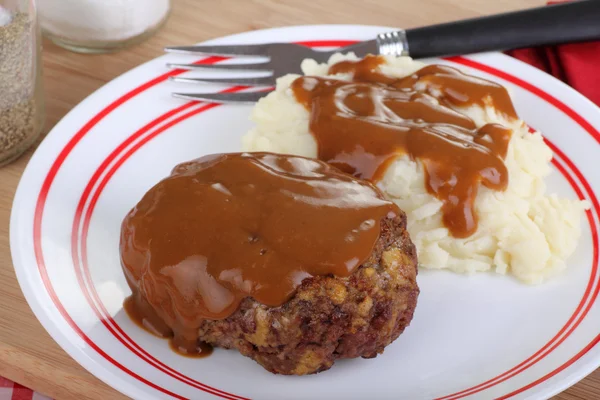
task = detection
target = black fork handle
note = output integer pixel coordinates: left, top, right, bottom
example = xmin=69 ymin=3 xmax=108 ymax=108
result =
xmin=406 ymin=0 xmax=600 ymax=58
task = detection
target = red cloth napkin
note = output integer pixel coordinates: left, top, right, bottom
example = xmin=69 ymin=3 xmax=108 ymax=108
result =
xmin=505 ymin=1 xmax=600 ymax=107
xmin=0 ymin=377 xmax=51 ymax=400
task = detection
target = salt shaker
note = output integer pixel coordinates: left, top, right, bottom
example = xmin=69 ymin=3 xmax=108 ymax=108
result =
xmin=37 ymin=0 xmax=171 ymax=53
xmin=0 ymin=0 xmax=44 ymax=167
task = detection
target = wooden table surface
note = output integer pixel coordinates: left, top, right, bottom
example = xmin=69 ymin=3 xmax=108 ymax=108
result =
xmin=1 ymin=0 xmax=599 ymax=398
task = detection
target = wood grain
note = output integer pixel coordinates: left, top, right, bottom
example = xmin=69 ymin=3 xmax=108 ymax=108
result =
xmin=0 ymin=0 xmax=598 ymax=398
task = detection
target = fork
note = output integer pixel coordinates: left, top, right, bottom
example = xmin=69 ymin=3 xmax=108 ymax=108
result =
xmin=166 ymin=0 xmax=600 ymax=104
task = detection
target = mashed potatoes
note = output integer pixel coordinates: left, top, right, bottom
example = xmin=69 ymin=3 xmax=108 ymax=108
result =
xmin=242 ymin=53 xmax=589 ymax=284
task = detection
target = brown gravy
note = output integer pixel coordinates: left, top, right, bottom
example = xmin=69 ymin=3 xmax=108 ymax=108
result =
xmin=121 ymin=152 xmax=398 ymax=355
xmin=291 ymin=55 xmax=517 ymax=238
xmin=123 ymin=295 xmax=214 ymax=358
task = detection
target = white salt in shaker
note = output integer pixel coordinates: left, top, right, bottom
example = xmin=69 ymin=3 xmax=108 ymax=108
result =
xmin=37 ymin=0 xmax=171 ymax=53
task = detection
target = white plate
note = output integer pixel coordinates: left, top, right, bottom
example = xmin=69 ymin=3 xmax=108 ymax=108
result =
xmin=10 ymin=25 xmax=600 ymax=400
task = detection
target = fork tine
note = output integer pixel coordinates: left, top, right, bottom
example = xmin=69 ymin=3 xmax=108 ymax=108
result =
xmin=166 ymin=62 xmax=272 ymax=72
xmin=173 ymin=91 xmax=272 ymax=104
xmin=165 ymin=44 xmax=270 ymax=57
xmin=170 ymin=76 xmax=274 ymax=86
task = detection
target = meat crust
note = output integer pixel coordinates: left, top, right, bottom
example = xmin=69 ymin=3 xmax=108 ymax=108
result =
xmin=196 ymin=212 xmax=419 ymax=375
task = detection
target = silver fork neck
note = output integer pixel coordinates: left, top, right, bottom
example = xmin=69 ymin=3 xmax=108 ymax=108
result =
xmin=377 ymin=30 xmax=410 ymax=57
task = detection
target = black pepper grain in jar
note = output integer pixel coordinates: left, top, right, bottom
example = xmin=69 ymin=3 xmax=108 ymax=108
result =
xmin=0 ymin=3 xmax=44 ymax=167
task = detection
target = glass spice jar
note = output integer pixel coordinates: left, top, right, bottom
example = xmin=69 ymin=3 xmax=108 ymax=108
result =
xmin=0 ymin=0 xmax=44 ymax=167
xmin=37 ymin=0 xmax=171 ymax=54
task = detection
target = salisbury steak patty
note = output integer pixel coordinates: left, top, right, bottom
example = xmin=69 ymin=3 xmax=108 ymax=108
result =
xmin=121 ymin=152 xmax=419 ymax=375
xmin=197 ymin=212 xmax=418 ymax=375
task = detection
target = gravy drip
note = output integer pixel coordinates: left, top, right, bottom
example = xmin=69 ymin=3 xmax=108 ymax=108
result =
xmin=123 ymin=295 xmax=213 ymax=358
xmin=291 ymin=55 xmax=517 ymax=238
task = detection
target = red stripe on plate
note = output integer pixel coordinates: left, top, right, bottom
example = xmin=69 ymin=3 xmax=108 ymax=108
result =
xmin=76 ymin=112 xmax=600 ymax=400
xmin=435 ymin=58 xmax=600 ymax=399
xmin=446 ymin=56 xmax=600 ymax=146
xmin=496 ymin=333 xmax=600 ymax=400
xmin=75 ymin=98 xmax=250 ymax=400
xmin=32 ymin=42 xmax=600 ymax=400
xmin=33 ymin=41 xmax=357 ymax=400
xmin=32 ymin=55 xmax=233 ymax=400
xmin=75 ymin=112 xmax=599 ymax=400
xmin=72 ymin=100 xmax=197 ymax=244
xmin=35 ymin=211 xmax=188 ymax=400
xmin=438 ymin=152 xmax=599 ymax=400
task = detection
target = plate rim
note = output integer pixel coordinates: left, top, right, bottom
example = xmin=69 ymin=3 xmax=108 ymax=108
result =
xmin=10 ymin=24 xmax=600 ymax=400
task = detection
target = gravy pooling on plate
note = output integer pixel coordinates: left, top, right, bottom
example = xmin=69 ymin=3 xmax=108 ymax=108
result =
xmin=291 ymin=55 xmax=517 ymax=238
xmin=121 ymin=152 xmax=399 ymax=356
